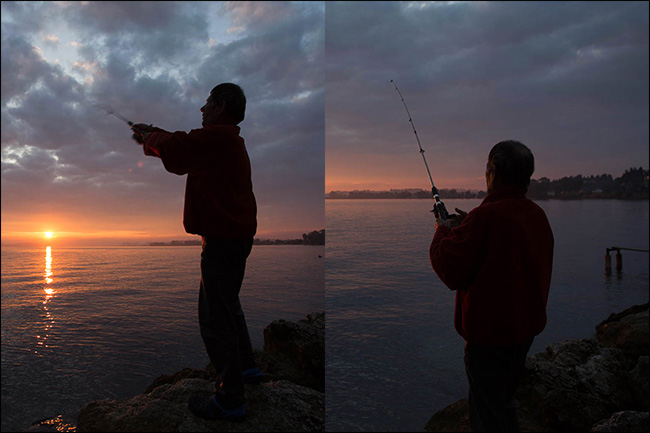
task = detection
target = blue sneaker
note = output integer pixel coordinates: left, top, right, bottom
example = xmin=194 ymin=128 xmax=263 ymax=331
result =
xmin=242 ymin=367 xmax=264 ymax=384
xmin=188 ymin=394 xmax=246 ymax=422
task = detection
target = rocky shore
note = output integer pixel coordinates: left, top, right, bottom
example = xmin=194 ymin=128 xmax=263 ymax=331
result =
xmin=30 ymin=312 xmax=324 ymax=432
xmin=424 ymin=302 xmax=649 ymax=432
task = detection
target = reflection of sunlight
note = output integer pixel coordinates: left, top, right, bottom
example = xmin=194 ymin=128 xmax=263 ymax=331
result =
xmin=38 ymin=246 xmax=56 ymax=354
xmin=45 ymin=246 xmax=53 ymax=284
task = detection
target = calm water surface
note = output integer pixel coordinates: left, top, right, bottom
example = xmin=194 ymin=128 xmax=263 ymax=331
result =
xmin=325 ymin=199 xmax=649 ymax=432
xmin=1 ymin=244 xmax=324 ymax=432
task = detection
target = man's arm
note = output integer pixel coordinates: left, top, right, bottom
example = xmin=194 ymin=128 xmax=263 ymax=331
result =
xmin=429 ymin=208 xmax=487 ymax=291
xmin=139 ymin=127 xmax=232 ymax=175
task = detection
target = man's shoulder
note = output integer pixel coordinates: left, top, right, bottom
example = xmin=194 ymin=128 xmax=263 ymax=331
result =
xmin=200 ymin=124 xmax=241 ymax=135
xmin=473 ymin=194 xmax=546 ymax=220
xmin=188 ymin=124 xmax=242 ymax=143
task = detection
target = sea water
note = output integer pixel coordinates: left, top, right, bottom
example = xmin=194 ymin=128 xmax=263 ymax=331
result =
xmin=1 ymin=244 xmax=324 ymax=432
xmin=325 ymin=199 xmax=649 ymax=432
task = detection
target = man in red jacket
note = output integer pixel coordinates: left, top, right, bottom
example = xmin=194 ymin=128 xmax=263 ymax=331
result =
xmin=430 ymin=140 xmax=554 ymax=432
xmin=132 ymin=83 xmax=261 ymax=422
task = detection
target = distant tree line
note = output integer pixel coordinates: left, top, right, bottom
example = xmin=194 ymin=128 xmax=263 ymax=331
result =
xmin=527 ymin=167 xmax=649 ymax=200
xmin=302 ymin=229 xmax=325 ymax=245
xmin=326 ymin=188 xmax=487 ymax=200
xmin=148 ymin=229 xmax=325 ymax=246
xmin=327 ymin=167 xmax=649 ymax=201
xmin=253 ymin=229 xmax=324 ymax=245
xmin=149 ymin=240 xmax=202 ymax=246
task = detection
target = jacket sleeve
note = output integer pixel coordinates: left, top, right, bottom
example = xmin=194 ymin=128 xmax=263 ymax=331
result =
xmin=429 ymin=209 xmax=489 ymax=291
xmin=142 ymin=127 xmax=168 ymax=158
xmin=143 ymin=128 xmax=224 ymax=175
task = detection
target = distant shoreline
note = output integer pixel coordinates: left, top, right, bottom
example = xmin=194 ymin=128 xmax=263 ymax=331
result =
xmin=145 ymin=229 xmax=325 ymax=247
xmin=144 ymin=239 xmax=324 ymax=247
xmin=325 ymin=196 xmax=650 ymax=200
xmin=325 ymin=188 xmax=649 ymax=201
xmin=327 ymin=168 xmax=649 ymax=200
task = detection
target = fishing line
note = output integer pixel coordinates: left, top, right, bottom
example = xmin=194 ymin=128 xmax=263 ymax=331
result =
xmin=92 ymin=103 xmax=134 ymax=126
xmin=92 ymin=102 xmax=150 ymax=143
xmin=390 ymin=79 xmax=449 ymax=219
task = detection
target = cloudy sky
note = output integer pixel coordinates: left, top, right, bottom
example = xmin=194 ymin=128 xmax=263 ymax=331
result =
xmin=2 ymin=2 xmax=648 ymax=245
xmin=325 ymin=1 xmax=649 ymax=192
xmin=1 ymin=1 xmax=324 ymax=245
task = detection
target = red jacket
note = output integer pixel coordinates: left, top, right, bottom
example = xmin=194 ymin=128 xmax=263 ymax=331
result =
xmin=143 ymin=124 xmax=257 ymax=239
xmin=430 ymin=186 xmax=553 ymax=345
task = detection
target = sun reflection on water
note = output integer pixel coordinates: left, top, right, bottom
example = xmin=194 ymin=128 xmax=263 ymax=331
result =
xmin=37 ymin=246 xmax=56 ymax=354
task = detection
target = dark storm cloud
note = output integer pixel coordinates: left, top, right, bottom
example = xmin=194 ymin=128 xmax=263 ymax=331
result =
xmin=326 ymin=1 xmax=649 ymax=188
xmin=1 ymin=1 xmax=324 ymax=240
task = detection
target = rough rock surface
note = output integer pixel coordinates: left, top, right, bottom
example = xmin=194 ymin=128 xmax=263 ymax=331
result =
xmin=263 ymin=311 xmax=325 ymax=391
xmin=590 ymin=411 xmax=650 ymax=432
xmin=67 ymin=312 xmax=325 ymax=432
xmin=424 ymin=303 xmax=649 ymax=432
xmin=596 ymin=305 xmax=649 ymax=356
xmin=77 ymin=378 xmax=323 ymax=432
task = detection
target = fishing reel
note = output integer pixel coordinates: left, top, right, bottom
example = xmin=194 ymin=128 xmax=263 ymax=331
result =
xmin=431 ymin=187 xmax=450 ymax=219
xmin=432 ymin=203 xmax=453 ymax=221
xmin=432 ymin=194 xmax=465 ymax=228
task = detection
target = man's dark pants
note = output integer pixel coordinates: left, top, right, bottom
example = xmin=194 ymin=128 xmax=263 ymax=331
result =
xmin=198 ymin=237 xmax=255 ymax=406
xmin=464 ymin=338 xmax=533 ymax=432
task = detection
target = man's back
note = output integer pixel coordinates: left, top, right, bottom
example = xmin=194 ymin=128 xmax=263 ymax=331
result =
xmin=430 ymin=186 xmax=554 ymax=345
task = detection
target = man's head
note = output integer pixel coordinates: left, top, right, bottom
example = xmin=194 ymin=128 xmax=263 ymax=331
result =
xmin=201 ymin=83 xmax=246 ymax=126
xmin=486 ymin=140 xmax=535 ymax=193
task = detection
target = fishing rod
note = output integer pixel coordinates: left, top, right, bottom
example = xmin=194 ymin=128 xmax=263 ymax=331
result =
xmin=93 ymin=103 xmax=149 ymax=143
xmin=390 ymin=80 xmax=449 ymax=219
xmin=93 ymin=103 xmax=135 ymax=126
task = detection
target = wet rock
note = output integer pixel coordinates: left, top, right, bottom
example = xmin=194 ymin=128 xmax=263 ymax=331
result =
xmin=628 ymin=356 xmax=649 ymax=410
xmin=77 ymin=378 xmax=323 ymax=432
xmin=424 ymin=303 xmax=650 ymax=432
xmin=144 ymin=368 xmax=212 ymax=394
xmin=263 ymin=311 xmax=325 ymax=391
xmin=541 ymin=388 xmax=613 ymax=432
xmin=515 ymin=339 xmax=635 ymax=431
xmin=422 ymin=398 xmax=547 ymax=433
xmin=74 ymin=312 xmax=325 ymax=432
xmin=422 ymin=398 xmax=470 ymax=432
xmin=596 ymin=303 xmax=649 ymax=357
xmin=590 ymin=411 xmax=650 ymax=432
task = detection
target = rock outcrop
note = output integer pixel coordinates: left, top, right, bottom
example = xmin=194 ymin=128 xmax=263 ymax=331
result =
xmin=424 ymin=302 xmax=649 ymax=432
xmin=262 ymin=311 xmax=325 ymax=392
xmin=32 ymin=312 xmax=325 ymax=432
xmin=76 ymin=378 xmax=323 ymax=432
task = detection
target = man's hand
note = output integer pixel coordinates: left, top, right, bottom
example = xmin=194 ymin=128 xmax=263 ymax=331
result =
xmin=435 ymin=208 xmax=468 ymax=230
xmin=435 ymin=218 xmax=453 ymax=231
xmin=453 ymin=207 xmax=467 ymax=225
xmin=131 ymin=123 xmax=154 ymax=144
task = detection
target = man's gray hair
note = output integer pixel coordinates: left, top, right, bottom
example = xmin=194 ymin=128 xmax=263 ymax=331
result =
xmin=488 ymin=140 xmax=535 ymax=187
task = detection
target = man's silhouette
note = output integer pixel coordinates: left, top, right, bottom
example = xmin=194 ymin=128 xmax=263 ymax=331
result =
xmin=430 ymin=140 xmax=554 ymax=432
xmin=132 ymin=83 xmax=261 ymax=422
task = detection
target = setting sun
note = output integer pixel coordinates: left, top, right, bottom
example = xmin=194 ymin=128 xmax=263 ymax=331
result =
xmin=44 ymin=232 xmax=53 ymax=239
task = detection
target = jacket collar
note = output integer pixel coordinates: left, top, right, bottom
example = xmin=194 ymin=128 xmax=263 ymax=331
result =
xmin=481 ymin=185 xmax=527 ymax=204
